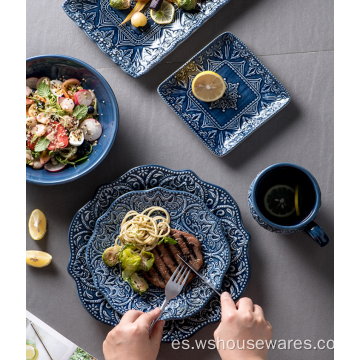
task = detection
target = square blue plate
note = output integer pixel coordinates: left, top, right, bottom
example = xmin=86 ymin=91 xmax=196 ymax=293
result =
xmin=62 ymin=0 xmax=231 ymax=78
xmin=158 ymin=32 xmax=291 ymax=156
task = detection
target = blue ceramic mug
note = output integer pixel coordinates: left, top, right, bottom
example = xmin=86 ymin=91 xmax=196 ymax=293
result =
xmin=248 ymin=163 xmax=329 ymax=247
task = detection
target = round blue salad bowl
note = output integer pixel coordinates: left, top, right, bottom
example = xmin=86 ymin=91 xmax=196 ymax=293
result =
xmin=26 ymin=55 xmax=119 ymax=186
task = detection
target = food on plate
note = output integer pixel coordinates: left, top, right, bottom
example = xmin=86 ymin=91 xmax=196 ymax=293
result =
xmin=101 ymin=206 xmax=203 ymax=294
xmin=149 ymin=0 xmax=164 ymax=11
xmin=102 ymin=245 xmax=122 ymax=267
xmin=142 ymin=228 xmax=203 ymax=288
xmin=110 ymin=0 xmax=131 ymax=9
xmin=28 ymin=209 xmax=47 ymax=240
xmin=117 ymin=206 xmax=171 ymax=251
xmin=26 ymin=251 xmax=52 ymax=268
xmin=150 ymin=0 xmax=175 ymax=25
xmin=118 ymin=0 xmax=199 ymax=28
xmin=26 ymin=76 xmax=100 ymax=171
xmin=131 ymin=12 xmax=148 ymax=27
xmin=173 ymin=0 xmax=197 ymax=10
xmin=129 ymin=272 xmax=149 ymax=295
xmin=119 ymin=0 xmax=150 ymax=26
xmin=192 ymin=71 xmax=227 ymax=102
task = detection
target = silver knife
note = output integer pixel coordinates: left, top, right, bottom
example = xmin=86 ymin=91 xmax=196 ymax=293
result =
xmin=177 ymin=255 xmax=222 ymax=296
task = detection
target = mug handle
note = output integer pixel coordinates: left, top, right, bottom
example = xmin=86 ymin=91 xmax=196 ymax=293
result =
xmin=302 ymin=221 xmax=329 ymax=247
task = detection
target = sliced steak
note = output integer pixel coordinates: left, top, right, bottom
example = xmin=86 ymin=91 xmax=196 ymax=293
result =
xmin=143 ymin=229 xmax=203 ymax=289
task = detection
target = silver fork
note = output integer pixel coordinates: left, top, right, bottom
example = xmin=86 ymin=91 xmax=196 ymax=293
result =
xmin=149 ymin=263 xmax=191 ymax=335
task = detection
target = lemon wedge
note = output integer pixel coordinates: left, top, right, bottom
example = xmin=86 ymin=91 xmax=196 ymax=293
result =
xmin=26 ymin=345 xmax=36 ymax=360
xmin=26 ymin=251 xmax=52 ymax=268
xmin=192 ymin=71 xmax=226 ymax=102
xmin=150 ymin=1 xmax=175 ymax=25
xmin=295 ymin=184 xmax=300 ymax=216
xmin=28 ymin=209 xmax=47 ymax=240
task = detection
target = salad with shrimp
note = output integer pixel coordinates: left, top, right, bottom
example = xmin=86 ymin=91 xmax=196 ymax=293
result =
xmin=26 ymin=76 xmax=102 ymax=172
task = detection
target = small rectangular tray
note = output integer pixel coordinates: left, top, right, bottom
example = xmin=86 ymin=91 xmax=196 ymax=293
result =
xmin=158 ymin=32 xmax=291 ymax=156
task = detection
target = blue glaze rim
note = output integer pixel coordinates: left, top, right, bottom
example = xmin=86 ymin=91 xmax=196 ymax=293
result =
xmin=26 ymin=54 xmax=119 ymax=186
xmin=157 ymin=32 xmax=291 ymax=157
xmin=250 ymin=163 xmax=321 ymax=231
xmin=67 ymin=165 xmax=251 ymax=341
xmin=85 ymin=187 xmax=231 ymax=321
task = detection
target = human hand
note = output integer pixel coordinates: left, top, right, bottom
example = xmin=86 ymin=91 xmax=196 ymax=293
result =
xmin=103 ymin=308 xmax=165 ymax=360
xmin=214 ymin=293 xmax=273 ymax=360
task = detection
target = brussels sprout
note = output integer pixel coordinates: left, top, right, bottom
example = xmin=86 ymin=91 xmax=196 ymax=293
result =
xmin=110 ymin=0 xmax=131 ymax=10
xmin=120 ymin=244 xmax=141 ymax=281
xmin=121 ymin=254 xmax=141 ymax=281
xmin=129 ymin=273 xmax=149 ymax=295
xmin=102 ymin=245 xmax=121 ymax=267
xmin=138 ymin=251 xmax=155 ymax=271
xmin=174 ymin=0 xmax=197 ymax=11
xmin=119 ymin=244 xmax=136 ymax=263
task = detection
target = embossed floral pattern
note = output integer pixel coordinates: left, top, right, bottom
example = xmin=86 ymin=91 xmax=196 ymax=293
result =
xmin=68 ymin=165 xmax=251 ymax=341
xmin=210 ymin=81 xmax=242 ymax=112
xmin=86 ymin=188 xmax=231 ymax=321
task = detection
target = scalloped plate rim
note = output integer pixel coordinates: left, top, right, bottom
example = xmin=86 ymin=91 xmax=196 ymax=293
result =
xmin=85 ymin=187 xmax=231 ymax=321
xmin=67 ymin=164 xmax=251 ymax=341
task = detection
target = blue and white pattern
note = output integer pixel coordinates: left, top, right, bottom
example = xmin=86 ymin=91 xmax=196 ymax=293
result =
xmin=62 ymin=0 xmax=231 ymax=78
xmin=68 ymin=165 xmax=251 ymax=341
xmin=86 ymin=188 xmax=231 ymax=321
xmin=158 ymin=32 xmax=291 ymax=156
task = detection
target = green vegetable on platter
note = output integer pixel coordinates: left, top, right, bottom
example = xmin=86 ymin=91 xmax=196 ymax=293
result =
xmin=174 ymin=0 xmax=197 ymax=10
xmin=129 ymin=273 xmax=149 ymax=295
xmin=138 ymin=251 xmax=155 ymax=271
xmin=102 ymin=245 xmax=122 ymax=267
xmin=110 ymin=0 xmax=131 ymax=10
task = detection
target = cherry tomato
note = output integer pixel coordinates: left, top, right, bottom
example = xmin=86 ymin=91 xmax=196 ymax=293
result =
xmin=27 ymin=138 xmax=38 ymax=151
xmin=47 ymin=123 xmax=68 ymax=151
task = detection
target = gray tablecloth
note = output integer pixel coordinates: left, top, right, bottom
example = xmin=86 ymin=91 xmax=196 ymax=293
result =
xmin=26 ymin=0 xmax=334 ymax=359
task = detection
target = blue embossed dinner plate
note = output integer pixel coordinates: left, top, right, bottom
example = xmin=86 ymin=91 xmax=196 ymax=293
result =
xmin=158 ymin=32 xmax=291 ymax=156
xmin=62 ymin=0 xmax=231 ymax=78
xmin=85 ymin=187 xmax=231 ymax=321
xmin=68 ymin=165 xmax=250 ymax=341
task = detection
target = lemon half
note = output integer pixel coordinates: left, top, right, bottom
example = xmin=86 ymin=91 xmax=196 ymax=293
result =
xmin=192 ymin=71 xmax=226 ymax=102
xmin=150 ymin=1 xmax=175 ymax=25
xmin=28 ymin=209 xmax=47 ymax=240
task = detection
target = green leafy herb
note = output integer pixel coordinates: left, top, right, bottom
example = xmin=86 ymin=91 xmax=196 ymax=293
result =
xmin=37 ymin=83 xmax=51 ymax=98
xmin=158 ymin=237 xmax=178 ymax=246
xmin=31 ymin=151 xmax=41 ymax=160
xmin=34 ymin=137 xmax=50 ymax=152
xmin=73 ymin=105 xmax=88 ymax=120
xmin=30 ymin=135 xmax=38 ymax=144
xmin=49 ymin=151 xmax=53 ymax=156
xmin=74 ymin=156 xmax=88 ymax=163
xmin=55 ymin=155 xmax=75 ymax=166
